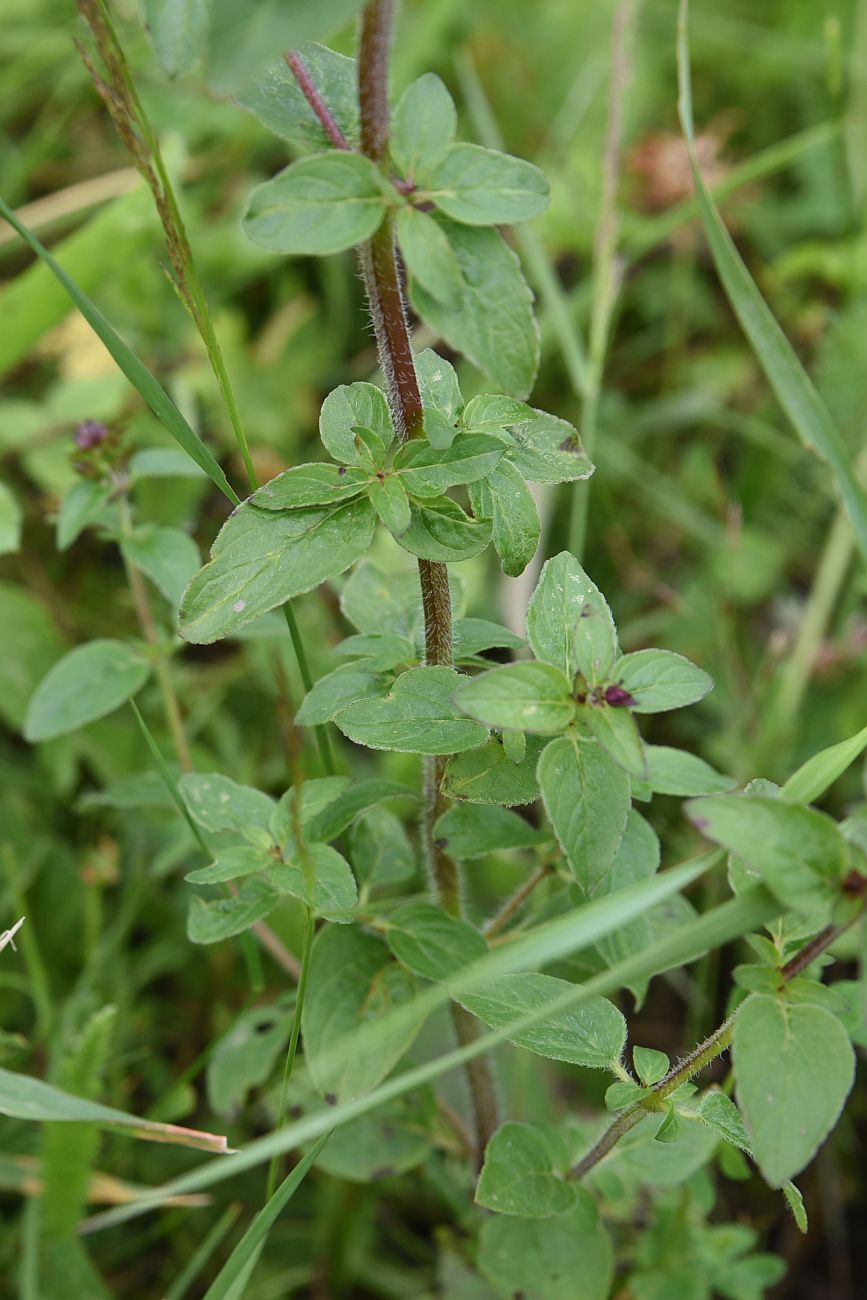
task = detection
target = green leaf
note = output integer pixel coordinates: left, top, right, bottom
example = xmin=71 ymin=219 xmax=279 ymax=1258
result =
xmin=394 ymin=434 xmax=505 ymax=497
xmin=676 ymin=2 xmax=867 ymax=565
xmin=615 ymin=648 xmax=713 ymax=714
xmin=0 ymin=197 xmax=239 ymax=505
xmin=395 ymin=206 xmax=463 ymax=305
xmin=244 ymin=152 xmax=394 ymax=256
xmin=434 ymin=803 xmax=548 ymax=859
xmin=0 ymin=582 xmax=65 ymax=734
xmin=782 ymin=1180 xmax=808 ymax=1234
xmin=297 ymin=664 xmax=385 ymax=726
xmin=644 ymin=745 xmax=736 ymax=796
xmin=443 ymin=736 xmax=545 ymax=806
xmin=369 ymin=474 xmax=411 ymax=536
xmin=334 ymin=632 xmax=415 ymax=670
xmin=252 ymin=462 xmax=370 ymax=509
xmin=687 ymin=795 xmax=848 ymax=914
xmin=121 ymin=525 xmax=200 ymax=608
xmin=313 ymin=1091 xmax=433 ymax=1183
xmin=350 ymin=806 xmax=415 ymax=887
xmin=353 ymin=424 xmax=387 ymax=471
xmin=582 ymin=703 xmax=647 ymax=779
xmin=179 ymin=496 xmax=375 ymax=644
xmin=302 ymin=926 xmax=424 ymax=1102
xmin=386 ymin=902 xmax=487 ymax=980
xmin=414 ymin=348 xmax=462 ymax=422
xmin=391 ymin=73 xmax=456 ymax=180
xmin=300 ymin=778 xmax=419 ymax=843
xmin=409 ymin=218 xmax=539 ymax=399
xmin=206 ymin=0 xmax=365 ymax=95
xmin=56 ymin=480 xmax=110 ymax=551
xmin=427 ymin=143 xmax=550 ymax=226
xmin=452 ymin=618 xmax=524 ymax=658
xmin=206 ymin=1003 xmax=291 ymax=1118
xmin=340 ymin=559 xmax=421 ymax=637
xmin=781 ymin=723 xmax=867 ymax=805
xmin=537 ymin=735 xmax=630 ymax=894
xmin=267 ymin=844 xmax=357 ymax=921
xmin=398 ymin=495 xmax=492 ymax=562
xmin=0 ymin=1067 xmax=228 ymax=1152
xmin=335 ymin=665 xmax=487 ymax=755
xmin=526 ymin=551 xmax=617 ymax=683
xmin=203 ymin=1138 xmax=327 ymax=1300
xmin=187 ymin=878 xmax=280 ymax=944
xmin=686 ymin=1087 xmax=751 ymax=1152
xmin=733 ymin=993 xmax=855 ymax=1185
xmin=24 ymin=640 xmax=150 ymax=742
xmin=319 ymin=382 xmax=393 ymax=465
xmin=478 ymin=1196 xmax=612 ymax=1300
xmin=469 ymin=460 xmax=541 ymax=577
xmin=476 ymin=1122 xmax=576 ymax=1218
xmin=458 ymin=973 xmax=626 ymax=1069
xmin=144 ymin=0 xmax=208 ymax=79
xmin=457 ymin=662 xmax=575 ymax=734
xmin=236 ymin=43 xmax=358 ymax=152
xmin=633 ymin=1046 xmax=670 ymax=1085
xmin=185 ymin=846 xmax=273 ymax=885
xmin=179 ymin=772 xmax=275 ymax=837
xmin=462 ymin=399 xmax=592 ymax=483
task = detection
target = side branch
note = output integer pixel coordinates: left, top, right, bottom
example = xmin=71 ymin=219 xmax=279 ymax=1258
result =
xmin=571 ymin=912 xmax=860 ymax=1181
xmin=284 ymin=51 xmax=350 ymax=151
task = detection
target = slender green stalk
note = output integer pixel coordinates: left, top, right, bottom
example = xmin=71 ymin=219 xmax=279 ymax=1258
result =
xmin=163 ymin=1203 xmax=242 ymax=1300
xmin=266 ymin=905 xmax=314 ymax=1199
xmin=569 ymin=0 xmax=635 ymax=560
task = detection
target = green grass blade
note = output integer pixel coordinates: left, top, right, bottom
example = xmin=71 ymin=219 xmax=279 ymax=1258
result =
xmin=79 ymin=874 xmax=781 ymax=1230
xmin=0 ymin=196 xmax=240 ymax=507
xmin=163 ymin=1203 xmax=241 ymax=1300
xmin=203 ymin=1136 xmax=329 ymax=1300
xmin=676 ymin=1 xmax=867 ymax=564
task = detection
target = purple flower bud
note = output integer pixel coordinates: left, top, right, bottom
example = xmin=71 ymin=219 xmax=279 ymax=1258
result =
xmin=603 ymin=683 xmax=637 ymax=709
xmin=74 ymin=420 xmax=108 ymax=451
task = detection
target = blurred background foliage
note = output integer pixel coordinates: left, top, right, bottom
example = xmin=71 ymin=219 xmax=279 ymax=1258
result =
xmin=0 ymin=0 xmax=865 ymax=1295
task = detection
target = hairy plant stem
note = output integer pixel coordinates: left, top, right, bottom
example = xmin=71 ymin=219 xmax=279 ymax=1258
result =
xmin=484 ymin=864 xmax=554 ymax=940
xmin=354 ymin=0 xmax=499 ymax=1159
xmin=570 ymin=912 xmax=860 ymax=1180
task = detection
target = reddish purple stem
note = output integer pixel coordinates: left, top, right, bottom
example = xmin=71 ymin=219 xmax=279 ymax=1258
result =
xmin=284 ymin=51 xmax=350 ymax=151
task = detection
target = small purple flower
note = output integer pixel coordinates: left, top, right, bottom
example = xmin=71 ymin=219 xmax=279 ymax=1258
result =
xmin=603 ymin=683 xmax=637 ymax=709
xmin=74 ymin=420 xmax=108 ymax=451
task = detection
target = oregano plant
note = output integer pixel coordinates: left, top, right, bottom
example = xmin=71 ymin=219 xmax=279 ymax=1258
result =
xmin=1 ymin=0 xmax=865 ymax=1295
